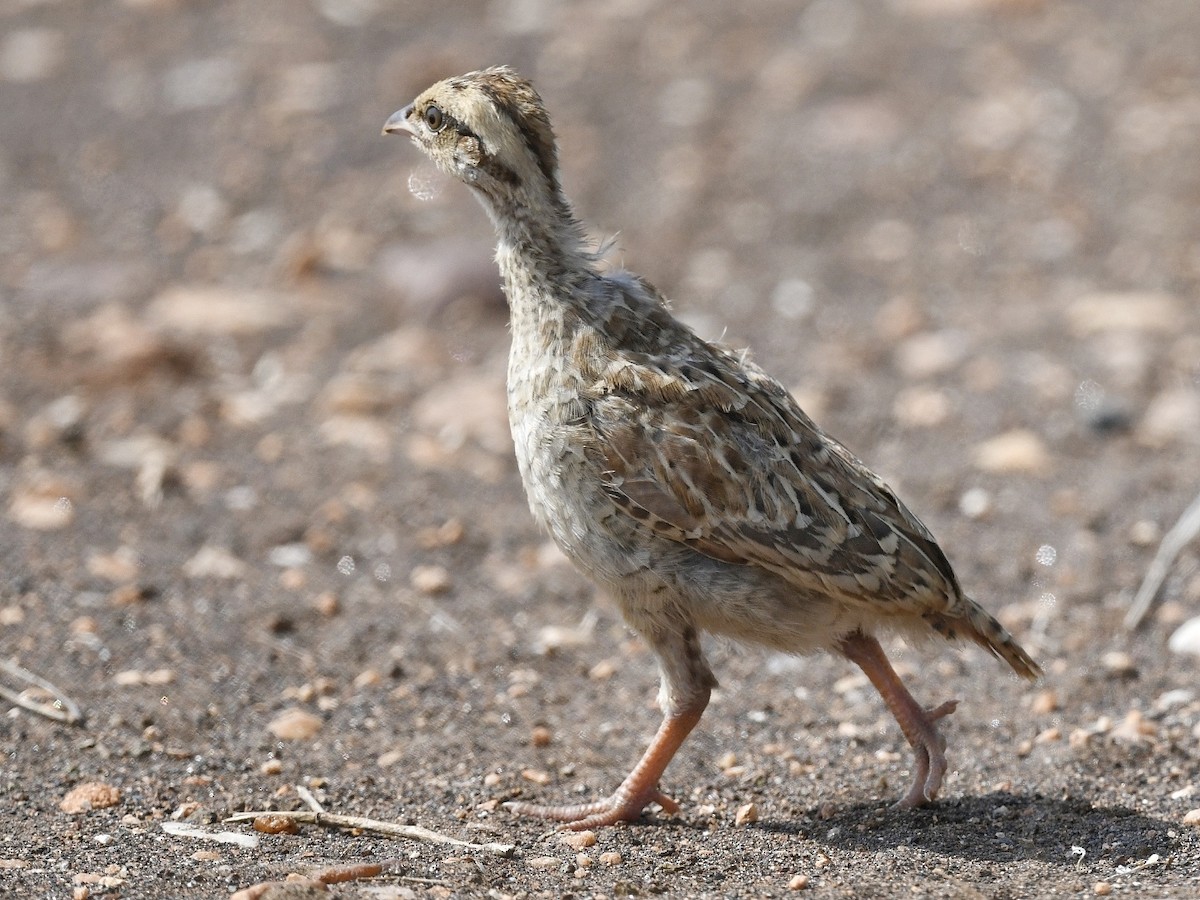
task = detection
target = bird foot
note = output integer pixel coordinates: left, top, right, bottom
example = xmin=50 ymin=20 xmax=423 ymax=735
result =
xmin=504 ymin=788 xmax=678 ymax=831
xmin=892 ymin=698 xmax=959 ymax=809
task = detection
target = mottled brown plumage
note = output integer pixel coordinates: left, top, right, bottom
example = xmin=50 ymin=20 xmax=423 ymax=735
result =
xmin=384 ymin=66 xmax=1039 ymax=829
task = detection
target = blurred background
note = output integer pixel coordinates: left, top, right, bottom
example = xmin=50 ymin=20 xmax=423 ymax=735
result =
xmin=1 ymin=0 xmax=1199 ymax=895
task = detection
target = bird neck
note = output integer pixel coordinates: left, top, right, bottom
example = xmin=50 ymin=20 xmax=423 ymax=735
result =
xmin=481 ymin=181 xmax=597 ymax=321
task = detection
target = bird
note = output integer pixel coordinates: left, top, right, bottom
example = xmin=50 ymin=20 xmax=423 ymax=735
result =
xmin=383 ymin=66 xmax=1040 ymax=831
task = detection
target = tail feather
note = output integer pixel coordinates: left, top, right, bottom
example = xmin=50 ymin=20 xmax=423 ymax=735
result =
xmin=964 ymin=598 xmax=1041 ymax=680
xmin=928 ymin=599 xmax=1041 ymax=680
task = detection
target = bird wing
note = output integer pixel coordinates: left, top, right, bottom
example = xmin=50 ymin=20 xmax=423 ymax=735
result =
xmin=584 ymin=344 xmax=964 ymax=614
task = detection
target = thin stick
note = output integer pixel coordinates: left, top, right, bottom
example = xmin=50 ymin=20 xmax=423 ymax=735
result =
xmin=295 ymin=784 xmax=325 ymax=814
xmin=1125 ymin=489 xmax=1200 ymax=630
xmin=224 ymin=810 xmax=515 ymax=857
xmin=0 ymin=659 xmax=82 ymax=723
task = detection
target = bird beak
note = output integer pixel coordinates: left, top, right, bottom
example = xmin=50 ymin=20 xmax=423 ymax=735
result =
xmin=382 ymin=103 xmax=415 ymax=136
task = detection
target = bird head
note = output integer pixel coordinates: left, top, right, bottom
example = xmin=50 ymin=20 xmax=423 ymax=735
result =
xmin=383 ymin=66 xmax=562 ymax=205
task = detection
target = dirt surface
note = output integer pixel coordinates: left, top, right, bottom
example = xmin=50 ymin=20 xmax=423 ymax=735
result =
xmin=2 ymin=1 xmax=1200 ymax=897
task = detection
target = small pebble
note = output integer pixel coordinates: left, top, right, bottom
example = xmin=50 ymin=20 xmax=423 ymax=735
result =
xmin=410 ymin=564 xmax=452 ymax=595
xmin=114 ymin=668 xmax=174 ymax=686
xmin=1093 ymin=882 xmax=1111 ymax=896
xmin=735 ymin=802 xmax=759 ymax=826
xmin=893 ymin=385 xmax=950 ymax=428
xmin=353 ymin=669 xmax=382 ymax=688
xmin=1111 ymin=709 xmax=1156 ymax=743
xmin=894 ymin=330 xmax=968 ymax=379
xmin=1034 ymin=727 xmax=1061 ymax=744
xmin=559 ymin=830 xmax=596 ymax=850
xmin=788 ymin=874 xmax=810 ymax=890
xmin=86 ymin=548 xmax=140 ymax=583
xmin=527 ymin=856 xmax=561 ymax=869
xmin=1128 ymin=519 xmax=1161 ymax=547
xmin=148 ymin=285 xmax=290 ymax=335
xmin=416 ymin=519 xmax=465 ymax=548
xmin=314 ymin=592 xmax=340 ymax=617
xmin=1139 ymin=387 xmax=1200 ymax=447
xmin=958 ymin=487 xmax=991 ymax=519
xmin=598 ymin=851 xmax=623 ymax=865
xmin=260 ymin=759 xmax=283 ymax=776
xmin=1065 ymin=291 xmax=1181 ymax=336
xmin=8 ymin=481 xmax=76 ymax=531
xmin=588 ymin=659 xmax=618 ymax=680
xmin=376 ymin=750 xmax=403 ymax=768
xmin=973 ymin=429 xmax=1051 ymax=475
xmin=267 ymin=708 xmax=323 ymax=741
xmin=1167 ymin=617 xmax=1200 ymax=657
xmin=1031 ymin=690 xmax=1058 ymax=715
xmin=1101 ymin=651 xmax=1137 ymax=677
xmin=60 ymin=783 xmax=121 ymax=815
xmin=1154 ymin=688 xmax=1194 ymax=712
xmin=530 ymin=725 xmax=553 ymax=747
xmin=1182 ymin=809 xmax=1200 ymax=826
xmin=182 ymin=545 xmax=246 ymax=580
xmin=521 ymin=769 xmax=551 ymax=785
xmin=252 ymin=814 xmax=299 ymax=835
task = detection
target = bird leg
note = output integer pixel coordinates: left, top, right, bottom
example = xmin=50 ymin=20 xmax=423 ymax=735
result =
xmin=838 ymin=630 xmax=959 ymax=808
xmin=504 ymin=694 xmax=708 ymax=830
xmin=508 ymin=617 xmax=715 ymax=830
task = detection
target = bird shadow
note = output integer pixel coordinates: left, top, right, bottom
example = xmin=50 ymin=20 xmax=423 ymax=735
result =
xmin=753 ymin=792 xmax=1180 ymax=866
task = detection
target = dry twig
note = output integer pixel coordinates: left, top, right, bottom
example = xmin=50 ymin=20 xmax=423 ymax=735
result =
xmin=0 ymin=659 xmax=82 ymax=723
xmin=224 ymin=809 xmax=515 ymax=857
xmin=1125 ymin=489 xmax=1200 ymax=630
xmin=295 ymin=783 xmax=325 ymax=813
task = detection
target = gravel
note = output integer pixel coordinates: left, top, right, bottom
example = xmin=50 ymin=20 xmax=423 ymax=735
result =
xmin=1 ymin=1 xmax=1199 ymax=897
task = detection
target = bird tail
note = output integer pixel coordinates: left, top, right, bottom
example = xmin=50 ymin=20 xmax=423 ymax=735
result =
xmin=962 ymin=597 xmax=1041 ymax=680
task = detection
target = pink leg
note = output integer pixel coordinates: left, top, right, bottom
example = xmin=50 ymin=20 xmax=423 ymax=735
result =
xmin=505 ymin=691 xmax=708 ymax=831
xmin=838 ymin=631 xmax=958 ymax=807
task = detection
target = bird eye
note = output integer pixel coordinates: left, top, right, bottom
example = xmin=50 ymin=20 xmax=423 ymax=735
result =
xmin=423 ymin=105 xmax=444 ymax=131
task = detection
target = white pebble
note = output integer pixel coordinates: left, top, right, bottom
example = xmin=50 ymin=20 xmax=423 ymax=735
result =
xmin=894 ymin=330 xmax=969 ymax=379
xmin=958 ymin=487 xmax=991 ymax=519
xmin=411 ymin=565 xmax=452 ymax=595
xmin=973 ymin=429 xmax=1051 ymax=475
xmin=1168 ymin=617 xmax=1200 ymax=657
xmin=1128 ymin=519 xmax=1161 ymax=547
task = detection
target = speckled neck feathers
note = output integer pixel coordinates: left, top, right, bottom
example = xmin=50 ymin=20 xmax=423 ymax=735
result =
xmin=392 ymin=66 xmax=594 ymax=298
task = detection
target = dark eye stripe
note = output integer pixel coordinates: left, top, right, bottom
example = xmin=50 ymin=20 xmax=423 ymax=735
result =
xmin=478 ymin=83 xmax=558 ymax=189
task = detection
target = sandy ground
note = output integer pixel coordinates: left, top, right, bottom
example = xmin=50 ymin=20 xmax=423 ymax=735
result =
xmin=2 ymin=0 xmax=1200 ymax=897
